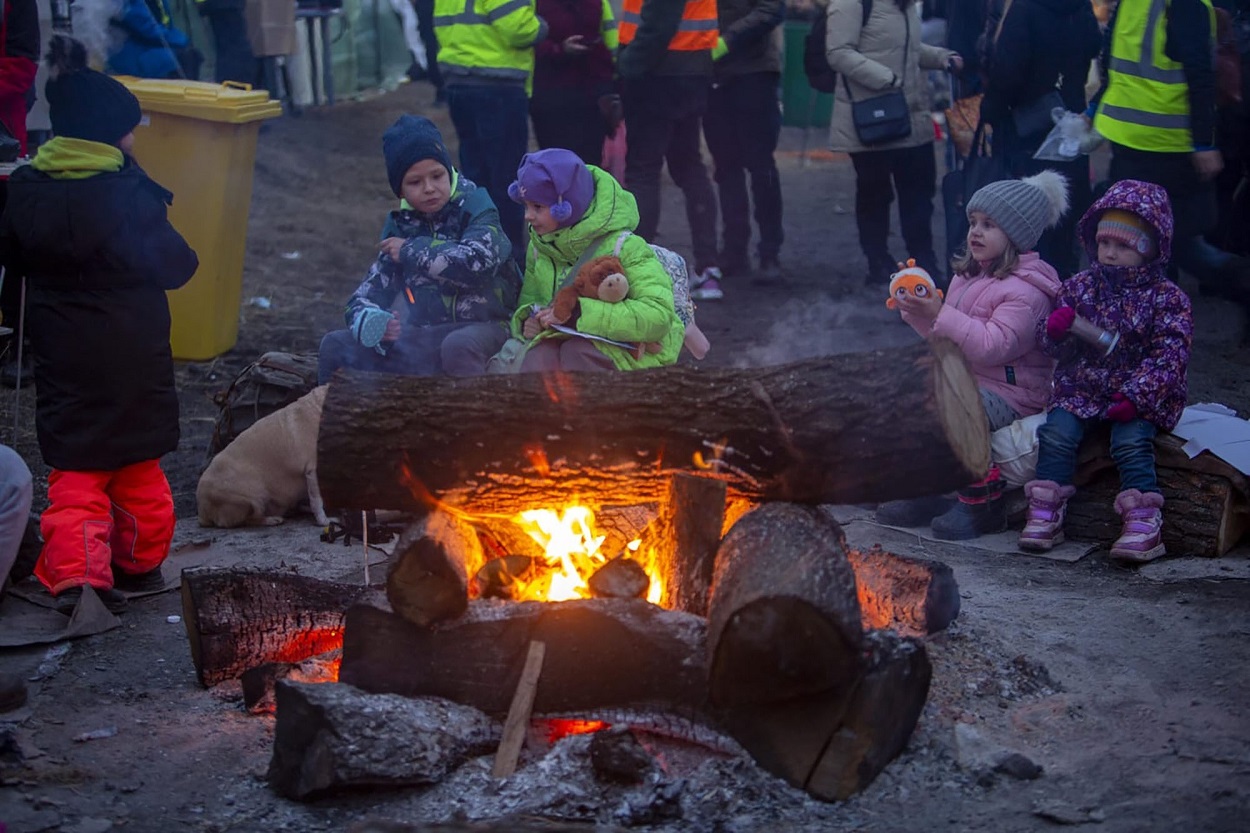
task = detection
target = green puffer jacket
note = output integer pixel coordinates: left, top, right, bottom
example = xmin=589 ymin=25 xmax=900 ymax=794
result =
xmin=510 ymin=166 xmax=683 ymax=370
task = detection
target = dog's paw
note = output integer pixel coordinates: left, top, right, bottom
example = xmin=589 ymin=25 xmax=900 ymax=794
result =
xmin=262 ymin=516 xmax=286 ymax=526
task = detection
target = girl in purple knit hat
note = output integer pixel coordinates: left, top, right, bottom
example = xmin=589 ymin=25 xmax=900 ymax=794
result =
xmin=1022 ymin=179 xmax=1193 ymax=563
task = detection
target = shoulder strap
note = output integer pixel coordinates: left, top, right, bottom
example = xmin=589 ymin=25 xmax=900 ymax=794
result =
xmin=841 ymin=0 xmax=906 ymax=103
xmin=557 ymin=231 xmax=615 ymax=291
xmin=612 ymin=230 xmax=632 ymax=257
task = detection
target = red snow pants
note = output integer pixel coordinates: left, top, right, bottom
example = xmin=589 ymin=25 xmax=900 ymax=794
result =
xmin=35 ymin=459 xmax=175 ymax=594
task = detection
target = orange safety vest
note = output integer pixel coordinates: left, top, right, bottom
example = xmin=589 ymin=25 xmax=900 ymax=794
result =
xmin=618 ymin=0 xmax=719 ymax=51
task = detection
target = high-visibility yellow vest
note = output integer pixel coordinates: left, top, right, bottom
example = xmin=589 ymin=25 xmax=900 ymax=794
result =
xmin=1094 ymin=0 xmax=1216 ymax=152
xmin=599 ymin=0 xmax=619 ymax=52
xmin=433 ymin=0 xmax=545 ymax=92
xmin=618 ymin=0 xmax=718 ymax=51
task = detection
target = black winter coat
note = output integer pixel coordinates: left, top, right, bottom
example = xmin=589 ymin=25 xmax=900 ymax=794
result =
xmin=982 ymin=0 xmax=1100 ymax=139
xmin=0 ymin=160 xmax=198 ymax=471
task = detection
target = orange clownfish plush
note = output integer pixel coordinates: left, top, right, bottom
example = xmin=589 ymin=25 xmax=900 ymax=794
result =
xmin=885 ymin=259 xmax=944 ymax=309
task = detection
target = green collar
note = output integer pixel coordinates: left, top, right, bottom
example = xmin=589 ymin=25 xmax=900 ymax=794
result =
xmin=31 ymin=137 xmax=125 ymax=180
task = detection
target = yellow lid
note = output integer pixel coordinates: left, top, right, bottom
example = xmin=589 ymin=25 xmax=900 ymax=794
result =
xmin=114 ymin=77 xmax=283 ymax=124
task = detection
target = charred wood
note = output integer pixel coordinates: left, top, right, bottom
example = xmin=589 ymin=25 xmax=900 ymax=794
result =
xmin=845 ymin=543 xmax=961 ymax=636
xmin=317 ymin=340 xmax=991 ymax=516
xmin=181 ymin=567 xmax=375 ymax=687
xmin=386 ymin=511 xmax=487 ymax=627
xmin=339 ymin=598 xmax=708 ymax=717
xmin=241 ymin=649 xmax=342 ymax=714
xmin=266 ymin=681 xmax=498 ymax=800
xmin=642 ymin=473 xmax=726 ymax=616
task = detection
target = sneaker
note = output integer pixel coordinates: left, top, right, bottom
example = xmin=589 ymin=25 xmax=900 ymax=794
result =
xmin=874 ymin=495 xmax=955 ymax=527
xmin=690 ymin=267 xmax=724 ymax=300
xmin=54 ymin=585 xmax=129 ymax=616
xmin=113 ymin=566 xmax=168 ymax=594
xmin=1109 ymin=489 xmax=1166 ymax=563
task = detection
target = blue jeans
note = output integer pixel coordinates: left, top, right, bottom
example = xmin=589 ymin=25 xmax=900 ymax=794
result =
xmin=318 ymin=321 xmax=507 ymax=384
xmin=1035 ymin=408 xmax=1158 ymax=493
xmin=445 ymin=84 xmax=529 ymax=263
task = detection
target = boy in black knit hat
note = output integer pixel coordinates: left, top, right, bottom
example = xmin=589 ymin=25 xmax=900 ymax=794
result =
xmin=0 ymin=36 xmax=199 ymax=615
xmin=317 ymin=114 xmax=520 ymax=382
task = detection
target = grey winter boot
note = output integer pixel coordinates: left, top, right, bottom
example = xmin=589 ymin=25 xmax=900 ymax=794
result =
xmin=1109 ymin=489 xmax=1166 ymax=564
xmin=1018 ymin=480 xmax=1076 ymax=552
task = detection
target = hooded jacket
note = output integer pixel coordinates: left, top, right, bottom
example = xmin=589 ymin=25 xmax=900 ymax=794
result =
xmin=510 ymin=166 xmax=683 ymax=370
xmin=348 ymin=172 xmax=521 ymax=330
xmin=903 ymin=252 xmax=1061 ymax=417
xmin=0 ymin=138 xmax=198 ymax=471
xmin=1037 ymin=180 xmax=1192 ymax=432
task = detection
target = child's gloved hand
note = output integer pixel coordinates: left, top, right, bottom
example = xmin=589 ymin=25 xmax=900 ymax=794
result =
xmin=1106 ymin=393 xmax=1138 ymax=423
xmin=1046 ymin=307 xmax=1076 ymax=340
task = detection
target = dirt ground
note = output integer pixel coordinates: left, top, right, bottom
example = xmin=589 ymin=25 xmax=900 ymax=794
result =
xmin=1 ymin=85 xmax=1249 ymax=832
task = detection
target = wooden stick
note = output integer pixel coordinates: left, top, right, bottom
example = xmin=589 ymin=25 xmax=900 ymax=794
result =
xmin=491 ymin=640 xmax=547 ymax=778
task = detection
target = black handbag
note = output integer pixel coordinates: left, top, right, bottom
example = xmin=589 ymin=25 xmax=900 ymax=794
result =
xmin=1010 ymin=88 xmax=1064 ymax=138
xmin=942 ymin=122 xmax=1010 ymax=264
xmin=844 ymin=10 xmax=912 ymax=146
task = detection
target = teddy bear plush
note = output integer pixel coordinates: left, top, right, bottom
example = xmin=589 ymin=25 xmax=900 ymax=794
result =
xmin=551 ymin=255 xmax=631 ymax=324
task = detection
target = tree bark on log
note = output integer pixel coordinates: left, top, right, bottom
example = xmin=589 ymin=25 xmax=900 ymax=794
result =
xmin=267 ymin=681 xmax=499 ymax=801
xmin=386 ymin=511 xmax=487 ymax=627
xmin=1071 ymin=432 xmax=1250 ymax=556
xmin=338 ymin=598 xmax=709 ymax=717
xmin=706 ymin=503 xmax=864 ymax=707
xmin=180 ymin=568 xmax=377 ymax=687
xmin=642 ymin=473 xmax=726 ymax=616
xmin=317 ymin=339 xmax=990 ymax=516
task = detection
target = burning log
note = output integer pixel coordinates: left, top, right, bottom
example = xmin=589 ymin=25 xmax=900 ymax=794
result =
xmin=181 ymin=568 xmax=375 ymax=687
xmin=706 ymin=504 xmax=864 ymax=707
xmin=267 ymin=681 xmax=499 ymax=800
xmin=338 ymin=598 xmax=708 ymax=717
xmin=241 ymin=649 xmax=342 ymax=714
xmin=642 ymin=473 xmax=727 ymax=616
xmin=1069 ymin=432 xmax=1250 ymax=556
xmin=846 ymin=544 xmax=961 ymax=637
xmin=386 ymin=511 xmax=487 ymax=627
xmin=588 ymin=557 xmax=649 ymax=599
xmin=317 ymin=339 xmax=990 ymax=516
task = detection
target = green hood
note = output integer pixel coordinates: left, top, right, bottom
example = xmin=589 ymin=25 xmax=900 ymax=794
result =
xmin=31 ymin=137 xmax=125 ymax=180
xmin=527 ymin=167 xmax=640 ymax=267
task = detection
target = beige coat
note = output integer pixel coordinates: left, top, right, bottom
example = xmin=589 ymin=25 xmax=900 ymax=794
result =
xmin=825 ymin=0 xmax=954 ymax=153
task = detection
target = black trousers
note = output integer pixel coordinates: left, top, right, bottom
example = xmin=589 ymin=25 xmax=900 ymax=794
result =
xmin=622 ymin=74 xmax=719 ymax=273
xmin=531 ymin=95 xmax=604 ymax=168
xmin=850 ymin=142 xmax=940 ymax=282
xmin=414 ymin=0 xmax=443 ymax=92
xmin=703 ymin=71 xmax=784 ymax=266
xmin=204 ymin=10 xmax=256 ymax=85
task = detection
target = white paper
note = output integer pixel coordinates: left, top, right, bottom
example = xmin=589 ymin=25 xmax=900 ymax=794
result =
xmin=1170 ymin=405 xmax=1250 ymax=474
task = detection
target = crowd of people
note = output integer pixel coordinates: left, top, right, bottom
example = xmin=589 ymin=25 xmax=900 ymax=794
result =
xmin=0 ymin=0 xmax=1247 ymax=613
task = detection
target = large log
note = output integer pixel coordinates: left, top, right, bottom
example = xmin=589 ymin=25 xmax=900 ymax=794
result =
xmin=706 ymin=503 xmax=864 ymax=707
xmin=1070 ymin=432 xmax=1250 ymax=556
xmin=643 ymin=473 xmax=727 ymax=616
xmin=339 ymin=598 xmax=709 ymax=717
xmin=181 ymin=568 xmax=376 ymax=687
xmin=386 ymin=511 xmax=487 ymax=627
xmin=267 ymin=681 xmax=498 ymax=800
xmin=317 ymin=340 xmax=990 ymax=516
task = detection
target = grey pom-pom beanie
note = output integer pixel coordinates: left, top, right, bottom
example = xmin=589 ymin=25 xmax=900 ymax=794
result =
xmin=966 ymin=170 xmax=1070 ymax=252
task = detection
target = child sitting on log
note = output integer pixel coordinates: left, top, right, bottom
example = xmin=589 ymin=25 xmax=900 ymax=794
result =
xmin=1021 ymin=180 xmax=1192 ymax=563
xmin=317 ymin=115 xmax=521 ymax=383
xmin=505 ymin=148 xmax=683 ymax=373
xmin=880 ymin=172 xmax=1067 ymax=540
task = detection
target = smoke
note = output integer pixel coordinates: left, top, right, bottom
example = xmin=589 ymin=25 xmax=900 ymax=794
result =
xmin=733 ymin=294 xmax=920 ymax=368
xmin=66 ymin=0 xmax=125 ymax=68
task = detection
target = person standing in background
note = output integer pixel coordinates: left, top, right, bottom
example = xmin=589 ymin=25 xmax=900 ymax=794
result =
xmin=531 ymin=0 xmax=619 ymax=168
xmin=196 ymin=0 xmax=256 ymax=84
xmin=414 ymin=0 xmax=446 ymax=104
xmin=703 ymin=0 xmax=785 ymax=284
xmin=617 ymin=0 xmax=723 ymax=297
xmin=434 ymin=0 xmax=547 ymax=264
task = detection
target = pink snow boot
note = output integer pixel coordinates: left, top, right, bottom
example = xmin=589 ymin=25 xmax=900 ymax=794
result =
xmin=1110 ymin=489 xmax=1166 ymax=564
xmin=1018 ymin=480 xmax=1076 ymax=552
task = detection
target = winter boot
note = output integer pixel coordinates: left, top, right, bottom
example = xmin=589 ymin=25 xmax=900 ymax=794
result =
xmin=113 ymin=565 xmax=167 ymax=594
xmin=874 ymin=495 xmax=956 ymax=527
xmin=1109 ymin=489 xmax=1166 ymax=564
xmin=1018 ymin=480 xmax=1076 ymax=552
xmin=930 ymin=466 xmax=1007 ymax=541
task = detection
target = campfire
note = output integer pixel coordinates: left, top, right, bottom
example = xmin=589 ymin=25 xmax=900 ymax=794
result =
xmin=183 ymin=342 xmax=988 ymax=804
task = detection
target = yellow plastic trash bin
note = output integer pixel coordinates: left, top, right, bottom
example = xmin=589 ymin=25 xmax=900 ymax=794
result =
xmin=116 ymin=78 xmax=282 ymax=360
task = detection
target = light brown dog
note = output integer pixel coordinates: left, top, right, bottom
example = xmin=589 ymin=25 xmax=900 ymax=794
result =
xmin=196 ymin=385 xmax=329 ymax=528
